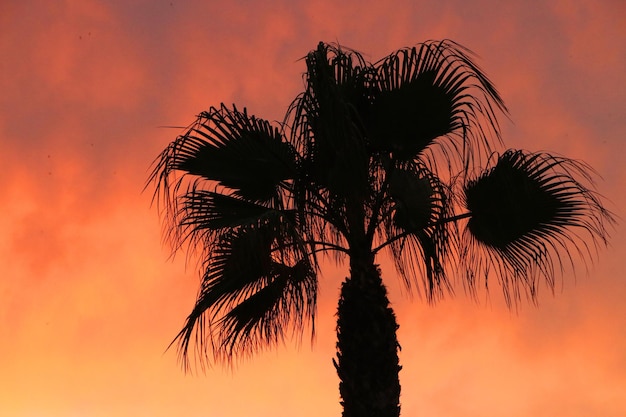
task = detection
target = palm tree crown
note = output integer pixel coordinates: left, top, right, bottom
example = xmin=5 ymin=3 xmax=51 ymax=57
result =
xmin=148 ymin=40 xmax=613 ymax=416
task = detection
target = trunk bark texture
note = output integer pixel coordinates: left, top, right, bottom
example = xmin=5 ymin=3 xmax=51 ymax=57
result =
xmin=335 ymin=254 xmax=401 ymax=417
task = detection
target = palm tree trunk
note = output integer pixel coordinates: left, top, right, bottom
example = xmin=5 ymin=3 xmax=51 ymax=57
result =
xmin=335 ymin=253 xmax=401 ymax=417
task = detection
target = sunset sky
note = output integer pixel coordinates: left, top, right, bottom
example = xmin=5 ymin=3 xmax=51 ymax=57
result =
xmin=1 ymin=1 xmax=625 ymax=416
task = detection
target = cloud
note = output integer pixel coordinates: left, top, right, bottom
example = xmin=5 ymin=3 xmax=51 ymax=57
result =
xmin=1 ymin=1 xmax=624 ymax=416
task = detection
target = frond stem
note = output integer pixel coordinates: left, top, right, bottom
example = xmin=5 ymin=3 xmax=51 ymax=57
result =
xmin=371 ymin=211 xmax=472 ymax=254
xmin=366 ymin=154 xmax=396 ymax=244
xmin=310 ymin=241 xmax=351 ymax=255
xmin=441 ymin=212 xmax=472 ymax=223
xmin=272 ymin=240 xmax=350 ymax=255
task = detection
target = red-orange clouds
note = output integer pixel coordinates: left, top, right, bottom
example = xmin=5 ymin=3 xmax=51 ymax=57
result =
xmin=1 ymin=1 xmax=624 ymax=416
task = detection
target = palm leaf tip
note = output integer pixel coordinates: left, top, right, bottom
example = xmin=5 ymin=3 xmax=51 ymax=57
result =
xmin=463 ymin=149 xmax=614 ymax=276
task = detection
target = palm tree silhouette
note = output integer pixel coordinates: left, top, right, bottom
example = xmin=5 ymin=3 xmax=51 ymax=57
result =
xmin=148 ymin=40 xmax=613 ymax=417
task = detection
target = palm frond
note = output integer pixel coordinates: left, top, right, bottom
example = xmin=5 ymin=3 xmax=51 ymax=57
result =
xmin=174 ymin=190 xmax=293 ymax=251
xmin=217 ymin=258 xmax=316 ymax=358
xmin=370 ymin=40 xmax=507 ymax=170
xmin=171 ymin=226 xmax=317 ymax=369
xmin=461 ymin=149 xmax=615 ymax=303
xmin=149 ymin=104 xmax=297 ymax=206
xmin=377 ymin=163 xmax=455 ymax=300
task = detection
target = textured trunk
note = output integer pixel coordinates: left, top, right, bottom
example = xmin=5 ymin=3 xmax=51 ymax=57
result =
xmin=335 ymin=253 xmax=401 ymax=417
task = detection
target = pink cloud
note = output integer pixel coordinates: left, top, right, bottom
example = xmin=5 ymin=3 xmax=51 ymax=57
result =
xmin=0 ymin=1 xmax=624 ymax=416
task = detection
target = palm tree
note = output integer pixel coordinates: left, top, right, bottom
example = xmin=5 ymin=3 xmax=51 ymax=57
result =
xmin=148 ymin=40 xmax=613 ymax=417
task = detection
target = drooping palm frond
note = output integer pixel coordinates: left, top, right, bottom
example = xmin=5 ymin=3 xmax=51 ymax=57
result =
xmin=217 ymin=257 xmax=316 ymax=357
xmin=461 ymin=149 xmax=614 ymax=302
xmin=376 ymin=162 xmax=455 ymax=300
xmin=370 ymin=40 xmax=507 ymax=170
xmin=171 ymin=225 xmax=316 ymax=369
xmin=170 ymin=193 xmax=317 ymax=367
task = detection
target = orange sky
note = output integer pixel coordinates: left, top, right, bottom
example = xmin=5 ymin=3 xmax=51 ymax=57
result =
xmin=1 ymin=1 xmax=625 ymax=416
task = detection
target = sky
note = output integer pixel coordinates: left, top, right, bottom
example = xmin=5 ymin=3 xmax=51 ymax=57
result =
xmin=1 ymin=1 xmax=625 ymax=416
